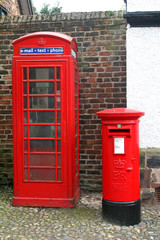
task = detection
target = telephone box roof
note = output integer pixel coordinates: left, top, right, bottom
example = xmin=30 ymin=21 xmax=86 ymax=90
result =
xmin=12 ymin=31 xmax=78 ymax=51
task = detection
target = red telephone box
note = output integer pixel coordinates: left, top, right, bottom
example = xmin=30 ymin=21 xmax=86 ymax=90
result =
xmin=97 ymin=108 xmax=144 ymax=225
xmin=12 ymin=32 xmax=80 ymax=207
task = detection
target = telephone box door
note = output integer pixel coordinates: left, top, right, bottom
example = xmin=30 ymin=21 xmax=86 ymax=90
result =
xmin=13 ymin=61 xmax=68 ymax=205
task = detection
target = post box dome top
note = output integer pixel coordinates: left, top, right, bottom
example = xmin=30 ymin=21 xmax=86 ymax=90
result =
xmin=97 ymin=108 xmax=144 ymax=119
xmin=12 ymin=31 xmax=78 ymax=51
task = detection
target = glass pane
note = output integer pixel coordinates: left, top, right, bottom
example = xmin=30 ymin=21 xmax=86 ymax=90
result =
xmin=24 ymin=169 xmax=28 ymax=180
xmin=57 ymin=140 xmax=61 ymax=152
xmin=75 ymin=137 xmax=78 ymax=149
xmin=75 ymin=163 xmax=78 ymax=175
xmin=75 ymin=110 xmax=78 ymax=123
xmin=30 ymin=168 xmax=56 ymax=181
xmin=23 ymin=82 xmax=27 ymax=94
xmin=24 ymin=140 xmax=28 ymax=152
xmin=30 ymin=140 xmax=55 ymax=152
xmin=75 ymin=69 xmax=77 ymax=82
xmin=30 ymin=154 xmax=55 ymax=166
xmin=56 ymin=67 xmax=60 ymax=80
xmin=24 ymin=97 xmax=27 ymax=109
xmin=24 ymin=126 xmax=28 ymax=138
xmin=57 ymin=155 xmax=61 ymax=166
xmin=75 ymin=124 xmax=78 ymax=136
xmin=24 ymin=112 xmax=27 ymax=123
xmin=30 ymin=126 xmax=55 ymax=138
xmin=75 ymin=83 xmax=78 ymax=95
xmin=29 ymin=97 xmax=55 ymax=109
xmin=75 ymin=96 xmax=78 ymax=108
xmin=57 ymin=82 xmax=60 ymax=94
xmin=23 ymin=68 xmax=27 ymax=80
xmin=75 ymin=150 xmax=78 ymax=162
xmin=30 ymin=111 xmax=55 ymax=123
xmin=57 ymin=111 xmax=61 ymax=123
xmin=29 ymin=82 xmax=54 ymax=95
xmin=29 ymin=68 xmax=54 ymax=80
xmin=57 ymin=169 xmax=61 ymax=181
xmin=57 ymin=97 xmax=60 ymax=109
xmin=57 ymin=126 xmax=61 ymax=138
xmin=24 ymin=155 xmax=28 ymax=166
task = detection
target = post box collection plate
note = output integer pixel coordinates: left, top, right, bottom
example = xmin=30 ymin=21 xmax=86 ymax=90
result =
xmin=114 ymin=137 xmax=125 ymax=154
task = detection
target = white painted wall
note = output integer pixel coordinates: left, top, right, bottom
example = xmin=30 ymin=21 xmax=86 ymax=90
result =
xmin=127 ymin=0 xmax=160 ymax=12
xmin=127 ymin=27 xmax=160 ymax=148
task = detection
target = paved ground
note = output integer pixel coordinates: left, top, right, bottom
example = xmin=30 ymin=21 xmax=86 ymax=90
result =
xmin=0 ymin=187 xmax=160 ymax=240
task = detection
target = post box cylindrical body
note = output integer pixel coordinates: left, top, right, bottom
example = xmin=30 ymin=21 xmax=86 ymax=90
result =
xmin=12 ymin=32 xmax=80 ymax=207
xmin=97 ymin=108 xmax=144 ymax=226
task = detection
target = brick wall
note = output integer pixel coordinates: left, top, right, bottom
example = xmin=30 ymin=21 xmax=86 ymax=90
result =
xmin=0 ymin=12 xmax=126 ymax=190
xmin=0 ymin=0 xmax=21 ymax=16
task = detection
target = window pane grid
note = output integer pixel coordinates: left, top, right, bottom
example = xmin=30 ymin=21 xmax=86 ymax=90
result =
xmin=74 ymin=69 xmax=79 ymax=176
xmin=23 ymin=66 xmax=62 ymax=182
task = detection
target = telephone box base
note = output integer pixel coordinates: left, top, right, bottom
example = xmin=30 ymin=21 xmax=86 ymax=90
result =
xmin=102 ymin=199 xmax=141 ymax=226
xmin=12 ymin=189 xmax=80 ymax=208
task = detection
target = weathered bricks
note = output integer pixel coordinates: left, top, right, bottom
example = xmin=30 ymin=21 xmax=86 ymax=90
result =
xmin=0 ymin=11 xmax=126 ymax=189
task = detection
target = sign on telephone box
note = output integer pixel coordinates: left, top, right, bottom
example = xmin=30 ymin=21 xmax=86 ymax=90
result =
xmin=12 ymin=32 xmax=80 ymax=207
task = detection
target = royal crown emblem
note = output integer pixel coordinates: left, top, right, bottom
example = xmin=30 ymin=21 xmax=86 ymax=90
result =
xmin=37 ymin=38 xmax=46 ymax=46
xmin=113 ymin=159 xmax=126 ymax=169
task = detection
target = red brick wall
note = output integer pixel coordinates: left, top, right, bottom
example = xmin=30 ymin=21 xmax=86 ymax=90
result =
xmin=0 ymin=12 xmax=126 ymax=190
xmin=0 ymin=0 xmax=21 ymax=16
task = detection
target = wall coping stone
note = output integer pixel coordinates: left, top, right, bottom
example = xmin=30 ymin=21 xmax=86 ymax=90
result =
xmin=0 ymin=11 xmax=125 ymax=24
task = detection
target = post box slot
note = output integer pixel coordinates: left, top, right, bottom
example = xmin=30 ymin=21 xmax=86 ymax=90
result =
xmin=109 ymin=129 xmax=130 ymax=133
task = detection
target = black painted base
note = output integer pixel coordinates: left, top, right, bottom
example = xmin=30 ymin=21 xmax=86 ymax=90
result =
xmin=102 ymin=199 xmax=141 ymax=226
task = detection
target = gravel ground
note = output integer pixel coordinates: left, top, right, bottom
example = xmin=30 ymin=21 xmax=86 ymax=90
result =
xmin=0 ymin=187 xmax=160 ymax=240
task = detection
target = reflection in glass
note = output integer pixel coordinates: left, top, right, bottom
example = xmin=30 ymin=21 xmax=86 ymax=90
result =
xmin=57 ymin=169 xmax=61 ymax=181
xmin=23 ymin=68 xmax=27 ymax=80
xmin=30 ymin=126 xmax=55 ymax=138
xmin=57 ymin=155 xmax=61 ymax=166
xmin=24 ymin=140 xmax=28 ymax=152
xmin=30 ymin=154 xmax=55 ymax=166
xmin=57 ymin=111 xmax=61 ymax=123
xmin=23 ymin=82 xmax=27 ymax=94
xmin=57 ymin=126 xmax=61 ymax=138
xmin=57 ymin=97 xmax=60 ymax=109
xmin=29 ymin=82 xmax=54 ymax=95
xmin=24 ymin=168 xmax=28 ymax=180
xmin=75 ymin=124 xmax=78 ymax=136
xmin=75 ymin=97 xmax=78 ymax=108
xmin=75 ymin=137 xmax=78 ymax=149
xmin=30 ymin=111 xmax=55 ymax=123
xmin=75 ymin=163 xmax=78 ymax=175
xmin=30 ymin=168 xmax=56 ymax=181
xmin=24 ymin=112 xmax=27 ymax=123
xmin=57 ymin=140 xmax=61 ymax=152
xmin=75 ymin=83 xmax=78 ymax=95
xmin=75 ymin=110 xmax=78 ymax=123
xmin=57 ymin=82 xmax=60 ymax=94
xmin=24 ymin=126 xmax=28 ymax=138
xmin=29 ymin=97 xmax=55 ymax=109
xmin=30 ymin=140 xmax=55 ymax=152
xmin=75 ymin=150 xmax=78 ymax=162
xmin=24 ymin=97 xmax=27 ymax=109
xmin=75 ymin=69 xmax=77 ymax=82
xmin=56 ymin=67 xmax=60 ymax=80
xmin=29 ymin=68 xmax=54 ymax=80
xmin=24 ymin=155 xmax=28 ymax=166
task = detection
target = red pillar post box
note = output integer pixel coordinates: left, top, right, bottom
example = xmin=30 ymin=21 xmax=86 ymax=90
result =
xmin=97 ymin=108 xmax=144 ymax=226
xmin=12 ymin=32 xmax=80 ymax=207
